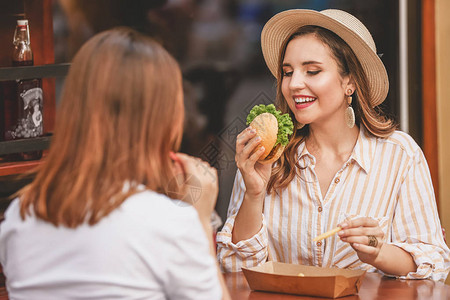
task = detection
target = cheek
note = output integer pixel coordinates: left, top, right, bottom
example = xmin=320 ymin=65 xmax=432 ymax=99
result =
xmin=281 ymin=79 xmax=292 ymax=105
xmin=281 ymin=78 xmax=290 ymax=97
xmin=309 ymin=77 xmax=331 ymax=92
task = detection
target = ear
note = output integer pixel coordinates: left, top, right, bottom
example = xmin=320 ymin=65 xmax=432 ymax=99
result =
xmin=344 ymin=76 xmax=356 ymax=95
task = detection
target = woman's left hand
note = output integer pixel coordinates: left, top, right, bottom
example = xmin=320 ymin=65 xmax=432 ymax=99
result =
xmin=337 ymin=217 xmax=385 ymax=266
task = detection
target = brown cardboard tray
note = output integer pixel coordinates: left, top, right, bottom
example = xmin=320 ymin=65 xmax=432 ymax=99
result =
xmin=242 ymin=261 xmax=366 ymax=298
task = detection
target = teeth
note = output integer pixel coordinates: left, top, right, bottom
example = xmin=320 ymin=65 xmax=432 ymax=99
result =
xmin=294 ymin=97 xmax=315 ymax=104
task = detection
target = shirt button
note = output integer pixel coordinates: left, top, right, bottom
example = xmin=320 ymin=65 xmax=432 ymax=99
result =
xmin=334 ymin=178 xmax=340 ymax=184
xmin=316 ymin=241 xmax=322 ymax=247
xmin=318 ymin=206 xmax=323 ymax=212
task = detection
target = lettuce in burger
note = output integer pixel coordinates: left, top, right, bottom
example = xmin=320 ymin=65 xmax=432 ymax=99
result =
xmin=246 ymin=104 xmax=294 ymax=164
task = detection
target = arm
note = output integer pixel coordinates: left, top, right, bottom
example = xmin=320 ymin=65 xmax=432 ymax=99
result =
xmin=232 ymin=192 xmax=264 ymax=244
xmin=338 ymin=149 xmax=450 ymax=280
xmin=216 ymin=127 xmax=273 ymax=272
xmin=200 ymin=219 xmax=231 ymax=300
xmin=388 ymin=149 xmax=450 ymax=281
xmin=171 ymin=153 xmax=230 ymax=299
xmin=164 ymin=208 xmax=226 ymax=300
xmin=370 ymin=243 xmax=416 ymax=275
xmin=338 ymin=217 xmax=417 ymax=276
xmin=216 ymin=171 xmax=270 ymax=272
xmin=231 ymin=127 xmax=271 ymax=243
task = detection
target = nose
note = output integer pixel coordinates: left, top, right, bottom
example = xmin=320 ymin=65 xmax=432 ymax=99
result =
xmin=288 ymin=71 xmax=306 ymax=90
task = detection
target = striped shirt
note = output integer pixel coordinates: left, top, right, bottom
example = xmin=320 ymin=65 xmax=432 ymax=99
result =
xmin=217 ymin=128 xmax=450 ymax=281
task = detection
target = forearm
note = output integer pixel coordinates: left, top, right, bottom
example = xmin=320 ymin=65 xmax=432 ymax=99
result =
xmin=199 ymin=219 xmax=231 ymax=300
xmin=231 ymin=192 xmax=264 ymax=244
xmin=372 ymin=243 xmax=417 ymax=276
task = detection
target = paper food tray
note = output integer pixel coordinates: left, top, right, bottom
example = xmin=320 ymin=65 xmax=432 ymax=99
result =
xmin=241 ymin=261 xmax=366 ymax=298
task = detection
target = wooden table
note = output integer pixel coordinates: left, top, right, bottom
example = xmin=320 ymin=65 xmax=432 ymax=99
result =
xmin=1 ymin=270 xmax=449 ymax=299
xmin=0 ymin=266 xmax=6 ymax=300
xmin=224 ymin=271 xmax=450 ymax=300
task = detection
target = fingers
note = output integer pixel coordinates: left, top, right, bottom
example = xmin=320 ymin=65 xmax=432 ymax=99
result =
xmin=170 ymin=151 xmax=185 ymax=176
xmin=171 ymin=152 xmax=217 ymax=182
xmin=236 ymin=127 xmax=257 ymax=153
xmin=242 ymin=135 xmax=262 ymax=157
xmin=351 ymin=242 xmax=379 ymax=255
xmin=338 ymin=217 xmax=378 ymax=229
xmin=236 ymin=128 xmax=264 ymax=157
xmin=338 ymin=226 xmax=384 ymax=238
xmin=337 ymin=216 xmax=384 ymax=255
xmin=235 ymin=127 xmax=267 ymax=169
xmin=247 ymin=144 xmax=265 ymax=162
xmin=341 ymin=232 xmax=382 ymax=258
xmin=170 ymin=153 xmax=218 ymax=211
xmin=339 ymin=234 xmax=380 ymax=246
xmin=334 ymin=217 xmax=388 ymax=263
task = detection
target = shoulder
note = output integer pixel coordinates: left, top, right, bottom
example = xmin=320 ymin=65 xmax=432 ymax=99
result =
xmin=122 ymin=190 xmax=199 ymax=223
xmin=120 ymin=190 xmax=205 ymax=240
xmin=380 ymin=130 xmax=421 ymax=158
xmin=0 ymin=198 xmax=23 ymax=227
xmin=3 ymin=197 xmax=20 ymax=215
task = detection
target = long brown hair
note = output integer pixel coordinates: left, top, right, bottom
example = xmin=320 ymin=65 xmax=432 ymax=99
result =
xmin=267 ymin=25 xmax=396 ymax=194
xmin=19 ymin=28 xmax=184 ymax=227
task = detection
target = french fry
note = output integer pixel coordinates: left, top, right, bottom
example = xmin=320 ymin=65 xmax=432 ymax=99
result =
xmin=313 ymin=227 xmax=342 ymax=242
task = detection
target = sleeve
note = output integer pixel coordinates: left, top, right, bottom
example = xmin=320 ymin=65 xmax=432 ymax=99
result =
xmin=390 ymin=148 xmax=450 ymax=282
xmin=216 ymin=170 xmax=269 ymax=273
xmin=164 ymin=208 xmax=222 ymax=300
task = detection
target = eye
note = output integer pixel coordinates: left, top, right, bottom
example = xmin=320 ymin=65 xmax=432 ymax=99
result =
xmin=283 ymin=70 xmax=293 ymax=77
xmin=307 ymin=70 xmax=321 ymax=75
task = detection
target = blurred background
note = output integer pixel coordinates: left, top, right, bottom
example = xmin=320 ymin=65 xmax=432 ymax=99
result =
xmin=1 ymin=1 xmax=449 ymax=284
xmin=51 ymin=0 xmax=412 ymax=224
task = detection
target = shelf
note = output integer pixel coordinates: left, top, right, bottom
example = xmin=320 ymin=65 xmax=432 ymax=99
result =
xmin=0 ymin=63 xmax=70 ymax=81
xmin=0 ymin=135 xmax=51 ymax=155
xmin=0 ymin=159 xmax=42 ymax=176
xmin=0 ymin=136 xmax=51 ymax=177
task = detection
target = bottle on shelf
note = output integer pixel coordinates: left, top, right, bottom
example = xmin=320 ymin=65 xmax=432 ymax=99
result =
xmin=2 ymin=19 xmax=44 ymax=161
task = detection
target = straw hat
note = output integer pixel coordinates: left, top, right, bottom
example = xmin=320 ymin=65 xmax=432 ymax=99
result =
xmin=261 ymin=9 xmax=388 ymax=107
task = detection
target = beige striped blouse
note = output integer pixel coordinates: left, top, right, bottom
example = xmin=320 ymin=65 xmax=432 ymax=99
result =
xmin=216 ymin=128 xmax=450 ymax=281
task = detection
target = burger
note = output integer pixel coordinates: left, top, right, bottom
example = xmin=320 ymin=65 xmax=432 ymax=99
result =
xmin=246 ymin=104 xmax=294 ymax=164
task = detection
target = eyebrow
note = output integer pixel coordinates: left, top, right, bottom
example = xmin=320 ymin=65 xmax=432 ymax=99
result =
xmin=282 ymin=61 xmax=323 ymax=67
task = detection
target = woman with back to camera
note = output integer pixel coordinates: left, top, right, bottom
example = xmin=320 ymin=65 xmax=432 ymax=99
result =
xmin=0 ymin=28 xmax=230 ymax=299
xmin=217 ymin=9 xmax=450 ymax=281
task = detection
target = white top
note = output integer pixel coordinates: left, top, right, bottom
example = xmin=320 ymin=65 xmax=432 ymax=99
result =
xmin=0 ymin=190 xmax=221 ymax=300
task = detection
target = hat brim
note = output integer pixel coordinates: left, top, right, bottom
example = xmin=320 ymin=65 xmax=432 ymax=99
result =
xmin=261 ymin=9 xmax=388 ymax=107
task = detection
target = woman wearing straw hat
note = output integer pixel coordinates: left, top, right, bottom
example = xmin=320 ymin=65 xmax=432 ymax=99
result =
xmin=217 ymin=9 xmax=450 ymax=281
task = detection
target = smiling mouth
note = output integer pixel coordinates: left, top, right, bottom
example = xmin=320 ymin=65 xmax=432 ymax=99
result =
xmin=294 ymin=96 xmax=316 ymax=104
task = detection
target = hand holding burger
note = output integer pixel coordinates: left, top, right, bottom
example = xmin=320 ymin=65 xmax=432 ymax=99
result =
xmin=246 ymin=104 xmax=294 ymax=164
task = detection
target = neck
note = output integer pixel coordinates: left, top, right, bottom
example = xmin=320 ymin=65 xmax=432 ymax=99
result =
xmin=306 ymin=121 xmax=360 ymax=159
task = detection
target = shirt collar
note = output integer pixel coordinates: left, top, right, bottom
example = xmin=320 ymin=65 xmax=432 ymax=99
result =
xmin=296 ymin=126 xmax=375 ymax=173
xmin=349 ymin=126 xmax=375 ymax=173
xmin=296 ymin=140 xmax=315 ymax=168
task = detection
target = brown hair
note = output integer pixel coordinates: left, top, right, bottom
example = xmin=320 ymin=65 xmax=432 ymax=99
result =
xmin=19 ymin=28 xmax=184 ymax=227
xmin=267 ymin=25 xmax=396 ymax=193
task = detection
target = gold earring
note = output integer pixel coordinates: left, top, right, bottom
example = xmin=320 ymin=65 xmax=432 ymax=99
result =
xmin=345 ymin=89 xmax=355 ymax=128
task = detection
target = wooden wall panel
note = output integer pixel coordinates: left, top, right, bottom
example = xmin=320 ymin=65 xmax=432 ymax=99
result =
xmin=422 ymin=0 xmax=439 ymax=208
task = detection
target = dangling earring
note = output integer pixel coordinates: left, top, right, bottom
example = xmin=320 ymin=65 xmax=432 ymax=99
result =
xmin=345 ymin=89 xmax=355 ymax=128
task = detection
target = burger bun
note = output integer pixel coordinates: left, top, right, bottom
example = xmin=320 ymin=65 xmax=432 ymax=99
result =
xmin=249 ymin=113 xmax=284 ymax=164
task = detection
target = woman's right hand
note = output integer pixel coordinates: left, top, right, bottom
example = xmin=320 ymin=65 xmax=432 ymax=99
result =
xmin=170 ymin=152 xmax=218 ymax=224
xmin=235 ymin=127 xmax=272 ymax=199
